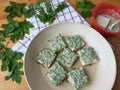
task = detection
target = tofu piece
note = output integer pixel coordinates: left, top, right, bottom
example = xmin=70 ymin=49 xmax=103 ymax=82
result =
xmin=56 ymin=48 xmax=78 ymax=67
xmin=48 ymin=34 xmax=66 ymax=52
xmin=36 ymin=48 xmax=56 ymax=68
xmin=77 ymin=47 xmax=99 ymax=65
xmin=66 ymin=35 xmax=85 ymax=51
xmin=47 ymin=62 xmax=67 ymax=86
xmin=67 ymin=68 xmax=89 ymax=90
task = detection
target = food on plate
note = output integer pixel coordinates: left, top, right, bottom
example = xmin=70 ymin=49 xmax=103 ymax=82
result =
xmin=48 ymin=34 xmax=66 ymax=52
xmin=66 ymin=35 xmax=85 ymax=51
xmin=47 ymin=62 xmax=67 ymax=85
xmin=36 ymin=34 xmax=99 ymax=89
xmin=77 ymin=47 xmax=99 ymax=65
xmin=56 ymin=48 xmax=78 ymax=67
xmin=67 ymin=68 xmax=89 ymax=90
xmin=36 ymin=48 xmax=56 ymax=67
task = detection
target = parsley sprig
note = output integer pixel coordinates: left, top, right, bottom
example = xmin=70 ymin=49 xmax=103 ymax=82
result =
xmin=76 ymin=0 xmax=95 ymax=18
xmin=55 ymin=2 xmax=67 ymax=13
xmin=0 ymin=41 xmax=24 ymax=84
xmin=4 ymin=1 xmax=26 ymax=21
xmin=24 ymin=1 xmax=67 ymax=23
xmin=37 ymin=1 xmax=56 ymax=23
xmin=37 ymin=1 xmax=67 ymax=23
xmin=22 ymin=4 xmax=36 ymax=18
xmin=0 ymin=0 xmax=67 ymax=84
xmin=1 ymin=20 xmax=34 ymax=42
xmin=0 ymin=1 xmax=34 ymax=84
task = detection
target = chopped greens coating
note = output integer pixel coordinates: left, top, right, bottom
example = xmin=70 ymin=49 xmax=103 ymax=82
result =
xmin=47 ymin=62 xmax=67 ymax=85
xmin=77 ymin=47 xmax=99 ymax=65
xmin=36 ymin=48 xmax=56 ymax=68
xmin=66 ymin=35 xmax=85 ymax=51
xmin=48 ymin=34 xmax=66 ymax=52
xmin=67 ymin=68 xmax=89 ymax=90
xmin=56 ymin=48 xmax=78 ymax=67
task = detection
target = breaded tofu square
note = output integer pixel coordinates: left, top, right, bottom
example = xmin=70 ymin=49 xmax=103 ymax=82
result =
xmin=77 ymin=47 xmax=99 ymax=65
xmin=47 ymin=62 xmax=67 ymax=85
xmin=36 ymin=48 xmax=56 ymax=67
xmin=48 ymin=34 xmax=66 ymax=52
xmin=66 ymin=35 xmax=84 ymax=51
xmin=56 ymin=48 xmax=78 ymax=67
xmin=67 ymin=68 xmax=89 ymax=90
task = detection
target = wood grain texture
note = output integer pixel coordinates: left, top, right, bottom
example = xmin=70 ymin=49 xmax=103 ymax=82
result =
xmin=0 ymin=0 xmax=120 ymax=90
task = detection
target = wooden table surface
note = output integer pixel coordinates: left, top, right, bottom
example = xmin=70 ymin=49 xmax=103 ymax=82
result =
xmin=0 ymin=0 xmax=120 ymax=90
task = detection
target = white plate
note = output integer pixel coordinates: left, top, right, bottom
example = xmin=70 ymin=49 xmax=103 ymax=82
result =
xmin=24 ymin=22 xmax=116 ymax=90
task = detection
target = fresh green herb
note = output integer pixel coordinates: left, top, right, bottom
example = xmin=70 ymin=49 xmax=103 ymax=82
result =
xmin=0 ymin=43 xmax=4 ymax=50
xmin=36 ymin=1 xmax=67 ymax=23
xmin=10 ymin=20 xmax=34 ymax=42
xmin=0 ymin=43 xmax=24 ymax=84
xmin=1 ymin=0 xmax=67 ymax=84
xmin=76 ymin=0 xmax=95 ymax=9
xmin=4 ymin=1 xmax=26 ymax=20
xmin=22 ymin=1 xmax=47 ymax=18
xmin=0 ymin=1 xmax=34 ymax=84
xmin=36 ymin=1 xmax=56 ymax=23
xmin=0 ymin=33 xmax=24 ymax=84
xmin=37 ymin=6 xmax=49 ymax=23
xmin=0 ymin=34 xmax=5 ymax=42
xmin=22 ymin=1 xmax=67 ymax=23
xmin=45 ymin=1 xmax=56 ymax=23
xmin=76 ymin=0 xmax=95 ymax=18
xmin=0 ymin=42 xmax=4 ymax=50
xmin=80 ymin=9 xmax=92 ymax=18
xmin=1 ymin=20 xmax=19 ymax=38
xmin=0 ymin=34 xmax=5 ymax=50
xmin=55 ymin=2 xmax=67 ymax=13
xmin=22 ymin=4 xmax=36 ymax=18
xmin=1 ymin=20 xmax=34 ymax=42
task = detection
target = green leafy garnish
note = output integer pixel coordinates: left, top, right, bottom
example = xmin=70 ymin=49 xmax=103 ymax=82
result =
xmin=76 ymin=0 xmax=95 ymax=18
xmin=76 ymin=0 xmax=95 ymax=9
xmin=4 ymin=1 xmax=67 ymax=23
xmin=0 ymin=45 xmax=24 ymax=84
xmin=45 ymin=2 xmax=56 ymax=23
xmin=0 ymin=1 xmax=34 ymax=84
xmin=1 ymin=0 xmax=67 ymax=84
xmin=22 ymin=1 xmax=67 ymax=23
xmin=22 ymin=4 xmax=36 ymax=18
xmin=1 ymin=20 xmax=34 ymax=42
xmin=37 ymin=6 xmax=49 ymax=23
xmin=0 ymin=42 xmax=4 ymax=50
xmin=80 ymin=9 xmax=92 ymax=18
xmin=22 ymin=1 xmax=45 ymax=18
xmin=36 ymin=1 xmax=56 ymax=23
xmin=55 ymin=2 xmax=67 ymax=13
xmin=4 ymin=1 xmax=26 ymax=20
xmin=36 ymin=1 xmax=67 ymax=23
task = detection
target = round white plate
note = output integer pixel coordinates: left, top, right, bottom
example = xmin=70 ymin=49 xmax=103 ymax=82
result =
xmin=24 ymin=22 xmax=116 ymax=90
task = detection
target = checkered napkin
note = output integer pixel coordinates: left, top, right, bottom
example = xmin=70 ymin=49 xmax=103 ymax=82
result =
xmin=12 ymin=0 xmax=90 ymax=54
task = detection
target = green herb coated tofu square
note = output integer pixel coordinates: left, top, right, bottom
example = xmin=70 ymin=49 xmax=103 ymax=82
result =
xmin=47 ymin=62 xmax=67 ymax=86
xmin=66 ymin=35 xmax=85 ymax=51
xmin=77 ymin=47 xmax=99 ymax=65
xmin=36 ymin=48 xmax=56 ymax=68
xmin=56 ymin=48 xmax=78 ymax=67
xmin=67 ymin=68 xmax=89 ymax=90
xmin=48 ymin=34 xmax=66 ymax=52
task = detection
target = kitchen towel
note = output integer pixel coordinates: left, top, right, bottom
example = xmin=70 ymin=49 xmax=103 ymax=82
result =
xmin=12 ymin=0 xmax=90 ymax=54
